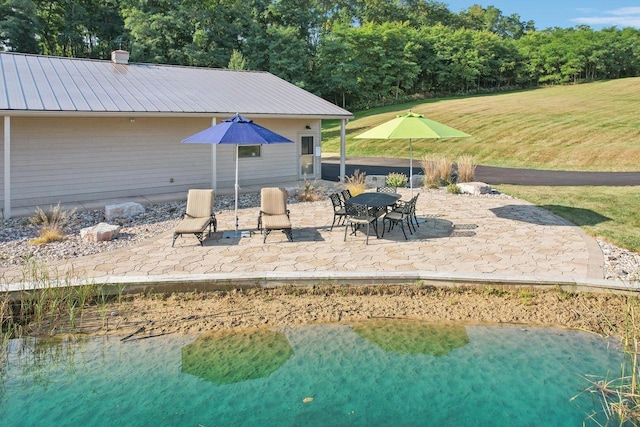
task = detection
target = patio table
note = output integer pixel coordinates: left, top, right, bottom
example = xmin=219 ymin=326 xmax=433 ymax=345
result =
xmin=345 ymin=192 xmax=401 ymax=211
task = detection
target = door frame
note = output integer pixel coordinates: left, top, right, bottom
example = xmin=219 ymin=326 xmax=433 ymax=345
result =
xmin=298 ymin=132 xmax=318 ymax=179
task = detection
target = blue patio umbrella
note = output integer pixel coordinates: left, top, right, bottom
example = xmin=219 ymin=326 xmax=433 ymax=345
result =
xmin=182 ymin=114 xmax=293 ymax=235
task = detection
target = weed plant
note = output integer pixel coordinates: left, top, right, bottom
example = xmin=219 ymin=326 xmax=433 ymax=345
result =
xmin=0 ymin=259 xmax=103 ymax=348
xmin=344 ymin=169 xmax=367 ymax=196
xmin=579 ymin=302 xmax=640 ymax=425
xmin=1 ymin=291 xmax=13 ymax=363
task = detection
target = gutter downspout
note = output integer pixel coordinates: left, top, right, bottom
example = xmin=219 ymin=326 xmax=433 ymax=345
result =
xmin=3 ymin=116 xmax=10 ymax=219
xmin=339 ymin=118 xmax=347 ymax=183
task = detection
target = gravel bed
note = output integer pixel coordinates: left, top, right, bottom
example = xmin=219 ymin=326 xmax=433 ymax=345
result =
xmin=0 ymin=193 xmax=264 ymax=267
xmin=1 ymin=189 xmax=638 ymax=284
xmin=598 ymin=241 xmax=640 ymax=283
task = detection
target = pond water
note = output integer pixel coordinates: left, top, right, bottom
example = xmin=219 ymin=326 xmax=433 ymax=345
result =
xmin=0 ymin=321 xmax=623 ymax=426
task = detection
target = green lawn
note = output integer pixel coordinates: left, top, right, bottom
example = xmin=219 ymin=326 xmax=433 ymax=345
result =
xmin=495 ymin=185 xmax=640 ymax=252
xmin=323 ymin=78 xmax=640 ymax=171
xmin=324 ymin=80 xmax=640 ymax=252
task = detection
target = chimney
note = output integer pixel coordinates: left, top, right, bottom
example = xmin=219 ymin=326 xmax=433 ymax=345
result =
xmin=111 ymin=50 xmax=130 ymax=65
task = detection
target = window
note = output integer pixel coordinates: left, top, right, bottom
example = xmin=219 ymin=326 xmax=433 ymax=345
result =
xmin=238 ymin=145 xmax=261 ymax=158
xmin=301 ymin=136 xmax=314 ymax=155
xmin=300 ymin=135 xmax=315 ymax=175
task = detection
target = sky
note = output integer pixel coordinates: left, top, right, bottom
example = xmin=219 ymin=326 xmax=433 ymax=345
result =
xmin=444 ymin=1 xmax=640 ymax=30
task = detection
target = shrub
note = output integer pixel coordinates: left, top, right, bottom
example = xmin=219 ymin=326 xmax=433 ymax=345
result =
xmin=28 ymin=203 xmax=76 ymax=245
xmin=345 ymin=169 xmax=367 ymax=196
xmin=447 ymin=183 xmax=462 ymax=194
xmin=297 ymin=178 xmax=321 ymax=202
xmin=421 ymin=154 xmax=454 ymax=188
xmin=420 ymin=154 xmax=440 ymax=188
xmin=30 ymin=228 xmax=66 ymax=245
xmin=436 ymin=156 xmax=454 ymax=185
xmin=456 ymin=154 xmax=477 ymax=183
xmin=386 ymin=172 xmax=408 ymax=188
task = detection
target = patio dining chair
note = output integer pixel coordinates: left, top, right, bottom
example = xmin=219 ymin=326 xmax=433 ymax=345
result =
xmin=344 ymin=203 xmax=378 ymax=245
xmin=376 ymin=186 xmax=397 ymax=194
xmin=329 ymin=193 xmax=347 ymax=231
xmin=172 ymin=189 xmax=217 ymax=246
xmin=393 ymin=194 xmax=420 ymax=230
xmin=340 ymin=189 xmax=352 ymax=203
xmin=258 ymin=187 xmax=293 ymax=243
xmin=382 ymin=199 xmax=413 ymax=240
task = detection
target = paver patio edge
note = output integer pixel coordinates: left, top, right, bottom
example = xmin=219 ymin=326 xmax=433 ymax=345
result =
xmin=2 ymin=271 xmax=638 ymax=298
xmin=550 ymin=212 xmax=605 ymax=279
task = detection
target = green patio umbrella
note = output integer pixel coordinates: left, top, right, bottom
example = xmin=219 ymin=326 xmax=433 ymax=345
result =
xmin=354 ymin=110 xmax=470 ymax=197
xmin=181 ymin=328 xmax=293 ymax=385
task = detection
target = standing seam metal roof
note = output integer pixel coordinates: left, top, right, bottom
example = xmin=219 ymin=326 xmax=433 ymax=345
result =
xmin=0 ymin=52 xmax=353 ymax=118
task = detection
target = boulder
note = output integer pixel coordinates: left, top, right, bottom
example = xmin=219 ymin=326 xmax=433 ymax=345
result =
xmin=81 ymin=222 xmax=121 ymax=242
xmin=365 ymin=175 xmax=387 ymax=188
xmin=458 ymin=182 xmax=492 ymax=195
xmin=411 ymin=174 xmax=425 ymax=188
xmin=105 ymin=202 xmax=145 ymax=221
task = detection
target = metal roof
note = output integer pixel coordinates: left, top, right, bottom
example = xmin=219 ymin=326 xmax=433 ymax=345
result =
xmin=0 ymin=52 xmax=353 ymax=118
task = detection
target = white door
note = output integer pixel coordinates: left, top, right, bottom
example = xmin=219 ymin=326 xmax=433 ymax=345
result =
xmin=300 ymin=135 xmax=315 ymax=178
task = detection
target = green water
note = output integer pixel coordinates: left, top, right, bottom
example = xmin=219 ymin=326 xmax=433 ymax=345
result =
xmin=0 ymin=323 xmax=623 ymax=426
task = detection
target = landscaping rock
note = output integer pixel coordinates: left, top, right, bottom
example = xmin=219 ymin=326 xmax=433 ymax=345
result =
xmin=365 ymin=175 xmax=387 ymax=188
xmin=105 ymin=202 xmax=145 ymax=221
xmin=458 ymin=182 xmax=492 ymax=195
xmin=80 ymin=222 xmax=121 ymax=242
xmin=411 ymin=174 xmax=425 ymax=188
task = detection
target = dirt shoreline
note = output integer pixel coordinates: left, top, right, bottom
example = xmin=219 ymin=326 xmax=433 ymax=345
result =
xmin=35 ymin=285 xmax=636 ymax=341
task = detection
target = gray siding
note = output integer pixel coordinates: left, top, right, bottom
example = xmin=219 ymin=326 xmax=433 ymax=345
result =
xmin=1 ymin=116 xmax=308 ymax=210
xmin=2 ymin=117 xmax=210 ymax=208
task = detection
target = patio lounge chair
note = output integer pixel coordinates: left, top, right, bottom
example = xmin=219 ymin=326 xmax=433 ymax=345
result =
xmin=258 ymin=187 xmax=293 ymax=243
xmin=172 ymin=189 xmax=217 ymax=247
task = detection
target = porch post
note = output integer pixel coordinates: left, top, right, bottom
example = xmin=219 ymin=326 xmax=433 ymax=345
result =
xmin=3 ymin=116 xmax=10 ymax=219
xmin=339 ymin=118 xmax=347 ymax=183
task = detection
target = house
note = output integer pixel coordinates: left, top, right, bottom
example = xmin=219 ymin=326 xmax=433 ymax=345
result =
xmin=0 ymin=51 xmax=352 ymax=218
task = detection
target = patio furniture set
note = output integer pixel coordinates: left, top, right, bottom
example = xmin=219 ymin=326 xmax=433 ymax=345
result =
xmin=172 ymin=186 xmax=419 ymax=247
xmin=331 ymin=188 xmax=420 ymax=245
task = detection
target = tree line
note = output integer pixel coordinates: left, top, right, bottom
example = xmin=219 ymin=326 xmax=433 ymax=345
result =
xmin=2 ymin=0 xmax=639 ymax=109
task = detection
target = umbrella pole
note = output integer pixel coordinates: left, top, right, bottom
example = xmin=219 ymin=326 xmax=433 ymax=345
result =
xmin=409 ymin=138 xmax=413 ymax=198
xmin=235 ymin=145 xmax=239 ymax=232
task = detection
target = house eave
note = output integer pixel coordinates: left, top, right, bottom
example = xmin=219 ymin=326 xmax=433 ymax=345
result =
xmin=0 ymin=110 xmax=353 ymax=120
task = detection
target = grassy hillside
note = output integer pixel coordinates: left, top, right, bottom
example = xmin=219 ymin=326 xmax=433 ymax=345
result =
xmin=323 ymin=78 xmax=640 ymax=171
